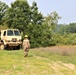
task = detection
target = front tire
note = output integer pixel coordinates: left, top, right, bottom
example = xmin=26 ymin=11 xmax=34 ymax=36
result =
xmin=17 ymin=45 xmax=20 ymax=50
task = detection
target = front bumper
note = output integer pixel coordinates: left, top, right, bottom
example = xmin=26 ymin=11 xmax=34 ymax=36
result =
xmin=5 ymin=42 xmax=22 ymax=46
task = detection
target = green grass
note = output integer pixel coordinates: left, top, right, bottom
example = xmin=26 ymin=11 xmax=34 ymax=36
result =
xmin=0 ymin=48 xmax=76 ymax=75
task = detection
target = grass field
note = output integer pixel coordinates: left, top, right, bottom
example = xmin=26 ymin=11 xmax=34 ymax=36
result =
xmin=0 ymin=46 xmax=76 ymax=75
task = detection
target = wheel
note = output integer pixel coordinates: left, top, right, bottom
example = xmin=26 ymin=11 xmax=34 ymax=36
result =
xmin=17 ymin=45 xmax=21 ymax=50
xmin=0 ymin=44 xmax=5 ymax=50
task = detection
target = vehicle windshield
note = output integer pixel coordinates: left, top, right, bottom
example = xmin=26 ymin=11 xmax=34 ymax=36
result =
xmin=7 ymin=30 xmax=14 ymax=36
xmin=7 ymin=30 xmax=20 ymax=36
xmin=14 ymin=30 xmax=20 ymax=36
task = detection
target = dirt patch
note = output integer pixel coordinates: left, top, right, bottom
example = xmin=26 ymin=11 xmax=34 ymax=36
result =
xmin=35 ymin=55 xmax=76 ymax=75
xmin=62 ymin=63 xmax=76 ymax=70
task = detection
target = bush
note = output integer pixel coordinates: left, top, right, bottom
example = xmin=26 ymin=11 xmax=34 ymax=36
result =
xmin=55 ymin=33 xmax=76 ymax=45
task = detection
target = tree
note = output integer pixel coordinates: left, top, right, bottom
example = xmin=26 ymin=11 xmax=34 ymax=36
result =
xmin=6 ymin=0 xmax=31 ymax=33
xmin=68 ymin=23 xmax=76 ymax=33
xmin=27 ymin=2 xmax=44 ymax=47
xmin=57 ymin=23 xmax=76 ymax=35
xmin=45 ymin=11 xmax=61 ymax=30
xmin=0 ymin=1 xmax=8 ymax=25
xmin=5 ymin=0 xmax=58 ymax=48
xmin=31 ymin=2 xmax=43 ymax=25
xmin=6 ymin=0 xmax=46 ymax=48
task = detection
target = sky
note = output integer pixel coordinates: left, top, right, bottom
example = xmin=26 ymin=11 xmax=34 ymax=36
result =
xmin=1 ymin=0 xmax=76 ymax=24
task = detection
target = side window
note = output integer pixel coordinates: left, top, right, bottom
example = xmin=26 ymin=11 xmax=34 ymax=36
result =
xmin=3 ymin=31 xmax=6 ymax=36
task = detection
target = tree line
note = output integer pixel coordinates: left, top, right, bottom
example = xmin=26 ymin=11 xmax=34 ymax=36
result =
xmin=0 ymin=0 xmax=76 ymax=48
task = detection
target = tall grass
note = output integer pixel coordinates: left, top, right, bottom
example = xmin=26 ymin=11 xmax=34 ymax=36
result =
xmin=31 ymin=46 xmax=76 ymax=64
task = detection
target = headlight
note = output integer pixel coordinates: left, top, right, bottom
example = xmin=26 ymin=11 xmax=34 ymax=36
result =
xmin=5 ymin=40 xmax=11 ymax=42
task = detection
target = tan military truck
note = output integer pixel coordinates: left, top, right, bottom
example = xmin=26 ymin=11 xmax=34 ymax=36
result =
xmin=0 ymin=29 xmax=22 ymax=50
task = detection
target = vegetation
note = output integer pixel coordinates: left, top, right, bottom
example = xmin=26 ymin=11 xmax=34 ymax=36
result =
xmin=0 ymin=0 xmax=76 ymax=48
xmin=0 ymin=46 xmax=76 ymax=75
xmin=0 ymin=1 xmax=8 ymax=25
xmin=0 ymin=0 xmax=76 ymax=75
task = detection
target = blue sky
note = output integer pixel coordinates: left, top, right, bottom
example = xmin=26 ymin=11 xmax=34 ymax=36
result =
xmin=1 ymin=0 xmax=76 ymax=24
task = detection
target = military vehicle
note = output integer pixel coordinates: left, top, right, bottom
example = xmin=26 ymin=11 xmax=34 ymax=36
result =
xmin=0 ymin=29 xmax=22 ymax=50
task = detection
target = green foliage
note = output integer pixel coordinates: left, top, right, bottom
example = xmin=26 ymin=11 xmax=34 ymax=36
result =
xmin=66 ymin=33 xmax=76 ymax=45
xmin=53 ymin=33 xmax=76 ymax=45
xmin=53 ymin=23 xmax=76 ymax=46
xmin=0 ymin=1 xmax=8 ymax=25
xmin=45 ymin=11 xmax=61 ymax=31
xmin=1 ymin=0 xmax=76 ymax=48
xmin=6 ymin=0 xmax=31 ymax=32
xmin=3 ymin=0 xmax=76 ymax=48
xmin=26 ymin=2 xmax=53 ymax=48
xmin=5 ymin=0 xmax=53 ymax=48
xmin=68 ymin=23 xmax=76 ymax=33
xmin=0 ymin=25 xmax=8 ymax=30
xmin=57 ymin=23 xmax=76 ymax=35
xmin=31 ymin=2 xmax=43 ymax=25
